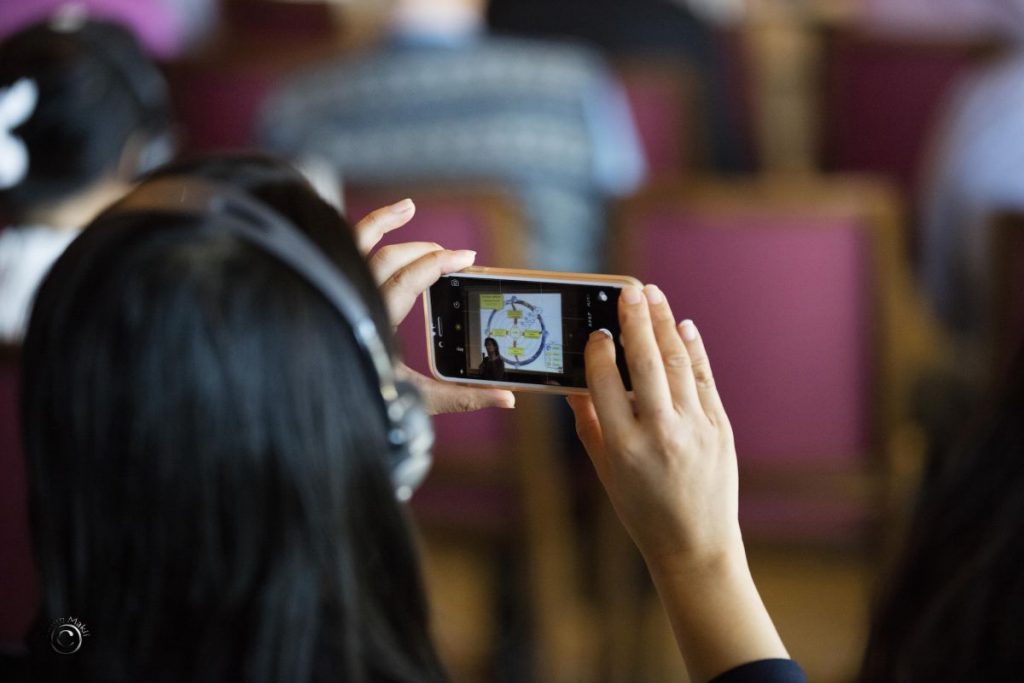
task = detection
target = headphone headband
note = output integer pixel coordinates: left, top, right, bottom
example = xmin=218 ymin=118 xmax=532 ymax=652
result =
xmin=108 ymin=177 xmax=434 ymax=499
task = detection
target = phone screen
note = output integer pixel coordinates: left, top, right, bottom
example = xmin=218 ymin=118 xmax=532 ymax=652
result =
xmin=427 ymin=273 xmax=631 ymax=390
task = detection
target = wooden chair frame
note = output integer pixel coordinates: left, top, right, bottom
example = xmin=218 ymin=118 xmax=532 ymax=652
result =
xmin=611 ymin=57 xmax=702 ymax=174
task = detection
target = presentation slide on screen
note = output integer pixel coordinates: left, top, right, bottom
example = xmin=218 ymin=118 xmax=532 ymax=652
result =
xmin=478 ymin=292 xmax=563 ymax=373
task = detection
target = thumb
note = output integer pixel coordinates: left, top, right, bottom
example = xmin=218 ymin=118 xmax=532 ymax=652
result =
xmin=402 ymin=366 xmax=515 ymax=414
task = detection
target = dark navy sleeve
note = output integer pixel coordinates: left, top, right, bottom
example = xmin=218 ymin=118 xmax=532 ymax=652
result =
xmin=708 ymin=659 xmax=808 ymax=683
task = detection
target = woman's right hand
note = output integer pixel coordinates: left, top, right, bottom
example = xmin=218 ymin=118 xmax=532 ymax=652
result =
xmin=569 ymin=285 xmax=793 ymax=683
xmin=567 ymin=284 xmax=742 ymax=570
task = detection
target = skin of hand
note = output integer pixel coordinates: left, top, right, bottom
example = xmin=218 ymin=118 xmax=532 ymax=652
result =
xmin=568 ymin=284 xmax=789 ymax=682
xmin=352 ymin=199 xmax=515 ymax=415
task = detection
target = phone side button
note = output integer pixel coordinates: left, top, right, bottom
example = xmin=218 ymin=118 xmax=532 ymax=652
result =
xmin=436 ymin=317 xmax=443 ymax=337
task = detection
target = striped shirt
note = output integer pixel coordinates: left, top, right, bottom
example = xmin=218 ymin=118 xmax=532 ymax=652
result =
xmin=257 ymin=33 xmax=645 ymax=271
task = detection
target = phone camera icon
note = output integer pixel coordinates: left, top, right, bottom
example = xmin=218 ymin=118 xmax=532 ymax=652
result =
xmin=451 ymin=279 xmax=460 ymax=287
xmin=598 ymin=291 xmax=608 ymax=302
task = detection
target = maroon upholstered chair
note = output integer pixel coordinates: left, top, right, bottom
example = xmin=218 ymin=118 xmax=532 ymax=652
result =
xmin=614 ymin=178 xmax=917 ymax=546
xmin=221 ymin=0 xmax=337 ymax=40
xmin=166 ymin=63 xmax=284 ymax=152
xmin=345 ymin=188 xmax=594 ymax=682
xmin=0 ymin=346 xmax=36 ymax=647
xmin=614 ymin=61 xmax=697 ymax=178
xmin=821 ymin=30 xmax=999 ymax=198
xmin=345 ymin=189 xmax=525 ymax=531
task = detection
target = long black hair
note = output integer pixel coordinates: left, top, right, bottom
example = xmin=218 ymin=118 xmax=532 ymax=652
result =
xmin=0 ymin=17 xmax=172 ymax=221
xmin=860 ymin=345 xmax=1024 ymax=681
xmin=21 ymin=155 xmax=446 ymax=682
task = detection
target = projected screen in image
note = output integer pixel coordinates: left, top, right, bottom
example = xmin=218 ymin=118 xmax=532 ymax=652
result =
xmin=478 ymin=292 xmax=563 ymax=373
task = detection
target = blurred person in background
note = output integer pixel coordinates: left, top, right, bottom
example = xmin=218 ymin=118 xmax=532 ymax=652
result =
xmin=860 ymin=0 xmax=1024 ymax=38
xmin=913 ymin=0 xmax=1024 ymax=343
xmin=487 ymin=0 xmax=750 ymax=172
xmin=0 ymin=16 xmax=174 ymax=342
xmin=16 ymin=154 xmax=804 ymax=682
xmin=0 ymin=0 xmax=217 ymax=59
xmin=257 ymin=0 xmax=645 ymax=273
xmin=860 ymin=342 xmax=1024 ymax=681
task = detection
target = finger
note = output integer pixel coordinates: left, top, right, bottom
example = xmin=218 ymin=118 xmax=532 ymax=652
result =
xmin=354 ymin=198 xmax=415 ymax=254
xmin=369 ymin=241 xmax=444 ymax=285
xmin=584 ymin=329 xmax=634 ymax=444
xmin=618 ymin=285 xmax=673 ymax=421
xmin=679 ymin=320 xmax=728 ymax=426
xmin=403 ymin=367 xmax=515 ymax=414
xmin=382 ymin=249 xmax=476 ymax=325
xmin=566 ymin=394 xmax=610 ymax=483
xmin=643 ymin=284 xmax=699 ymax=412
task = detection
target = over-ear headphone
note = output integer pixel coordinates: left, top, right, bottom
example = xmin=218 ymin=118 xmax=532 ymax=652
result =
xmin=109 ymin=177 xmax=434 ymax=501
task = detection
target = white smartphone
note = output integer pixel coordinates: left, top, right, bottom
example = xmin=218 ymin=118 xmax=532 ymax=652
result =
xmin=424 ymin=266 xmax=642 ymax=394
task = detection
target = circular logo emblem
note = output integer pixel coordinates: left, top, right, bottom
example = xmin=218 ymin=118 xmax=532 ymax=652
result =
xmin=49 ymin=618 xmax=88 ymax=654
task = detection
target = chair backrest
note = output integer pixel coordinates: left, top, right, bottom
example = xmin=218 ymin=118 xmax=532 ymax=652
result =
xmin=222 ymin=0 xmax=337 ymax=40
xmin=167 ymin=63 xmax=285 ymax=151
xmin=613 ymin=177 xmax=911 ymax=543
xmin=348 ymin=188 xmax=594 ymax=678
xmin=345 ymin=187 xmax=530 ymax=530
xmin=344 ymin=187 xmax=525 ymax=379
xmin=821 ymin=29 xmax=998 ymax=196
xmin=0 ymin=345 xmax=36 ymax=645
xmin=614 ymin=60 xmax=697 ymax=177
xmin=617 ymin=193 xmax=873 ymax=466
xmin=164 ymin=6 xmax=344 ymax=153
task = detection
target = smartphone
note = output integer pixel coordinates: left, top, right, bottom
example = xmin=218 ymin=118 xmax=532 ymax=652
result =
xmin=424 ymin=266 xmax=642 ymax=394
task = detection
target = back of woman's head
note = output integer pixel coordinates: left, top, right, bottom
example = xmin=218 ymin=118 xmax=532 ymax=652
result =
xmin=861 ymin=346 xmax=1024 ymax=681
xmin=0 ymin=16 xmax=172 ymax=221
xmin=21 ymin=156 xmax=444 ymax=682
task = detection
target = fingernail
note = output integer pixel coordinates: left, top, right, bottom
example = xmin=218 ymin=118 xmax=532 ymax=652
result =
xmin=644 ymin=284 xmax=664 ymax=304
xmin=680 ymin=319 xmax=697 ymax=342
xmin=621 ymin=286 xmax=642 ymax=305
xmin=591 ymin=328 xmax=613 ymax=341
xmin=456 ymin=249 xmax=477 ymax=260
xmin=391 ymin=198 xmax=414 ymax=214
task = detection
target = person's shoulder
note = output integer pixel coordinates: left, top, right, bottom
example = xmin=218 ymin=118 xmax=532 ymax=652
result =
xmin=480 ymin=35 xmax=609 ymax=77
xmin=0 ymin=225 xmax=76 ymax=256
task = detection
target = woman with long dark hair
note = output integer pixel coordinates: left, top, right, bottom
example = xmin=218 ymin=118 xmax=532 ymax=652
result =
xmin=20 ymin=154 xmax=801 ymax=681
xmin=19 ymin=155 xmax=512 ymax=681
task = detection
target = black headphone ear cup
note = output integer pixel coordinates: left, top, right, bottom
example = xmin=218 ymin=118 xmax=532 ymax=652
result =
xmin=388 ymin=380 xmax=434 ymax=501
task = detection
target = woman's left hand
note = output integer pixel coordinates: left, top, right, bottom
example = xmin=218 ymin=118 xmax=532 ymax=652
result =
xmin=353 ymin=199 xmax=515 ymax=414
